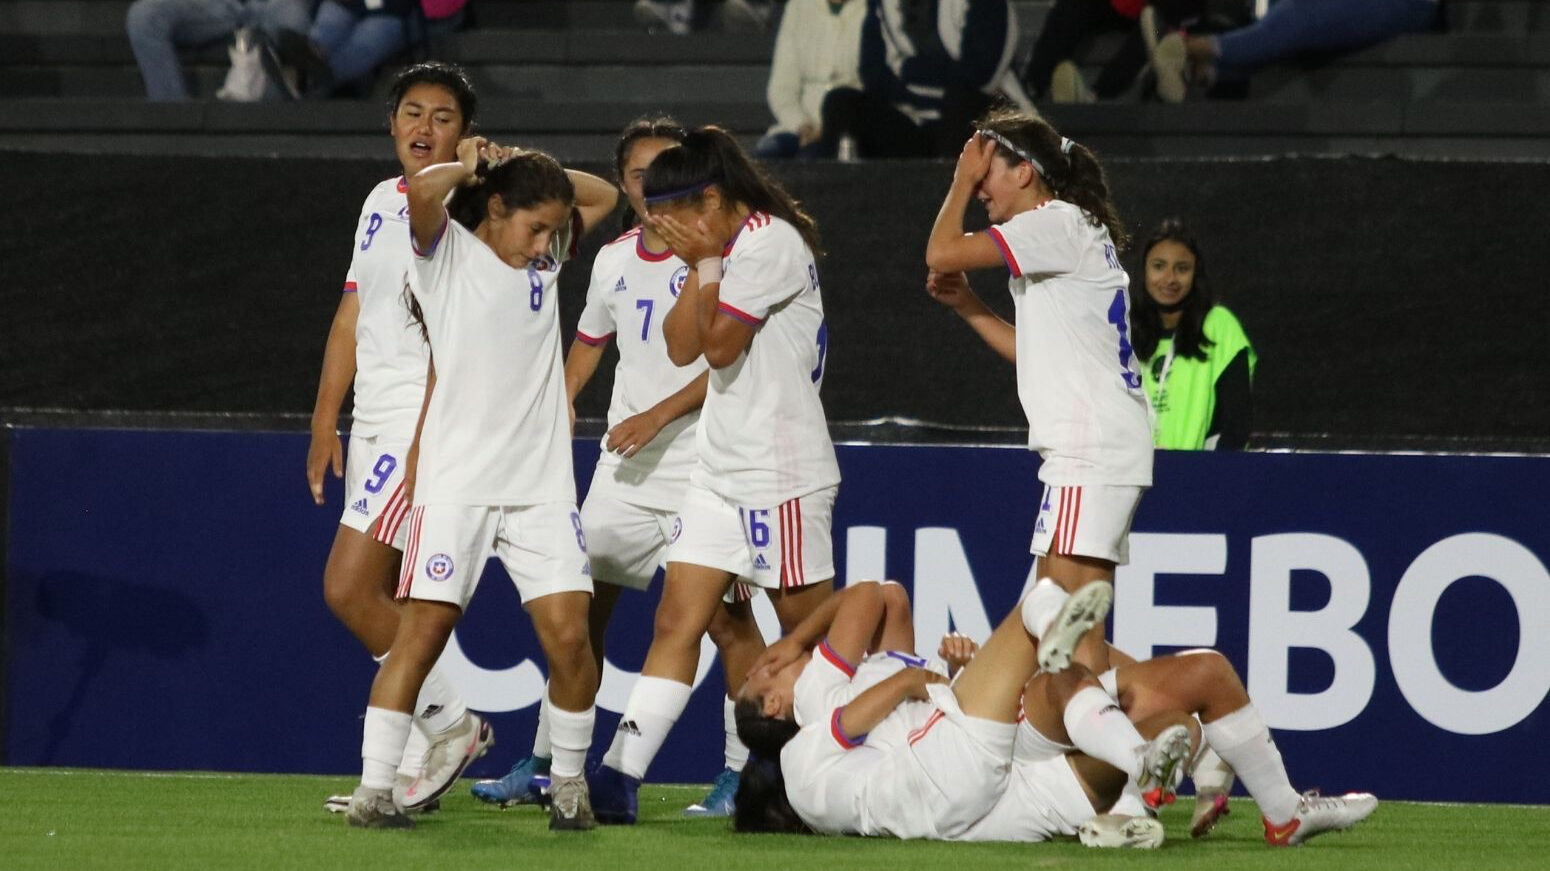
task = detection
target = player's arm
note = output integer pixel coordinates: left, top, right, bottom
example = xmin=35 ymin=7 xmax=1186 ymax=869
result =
xmin=605 ymin=371 xmax=708 ymax=458
xmin=836 ymin=667 xmax=947 ymax=740
xmin=750 ymin=581 xmax=888 ymax=677
xmin=563 ymin=336 xmax=607 ymax=437
xmin=408 ymin=137 xmax=485 ymax=253
xmin=566 ymin=168 xmax=621 ymax=237
xmin=925 ymin=134 xmax=1008 ymax=275
xmin=662 ymin=265 xmax=706 ymax=366
xmin=307 ymin=291 xmax=360 ymax=505
xmin=925 ymin=270 xmax=1016 ymax=363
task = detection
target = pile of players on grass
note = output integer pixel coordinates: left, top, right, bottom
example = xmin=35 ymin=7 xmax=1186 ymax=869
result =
xmin=309 ymin=61 xmax=1376 ymax=847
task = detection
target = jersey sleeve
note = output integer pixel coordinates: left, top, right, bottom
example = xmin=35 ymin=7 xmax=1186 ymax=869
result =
xmin=792 ymin=640 xmax=859 ymax=728
xmin=341 ymin=195 xmax=375 ymax=293
xmin=408 ymin=208 xmax=456 ymax=300
xmin=985 ymin=206 xmax=1082 ymax=278
xmin=780 ymin=723 xmax=882 ymax=834
xmin=575 ymin=255 xmax=617 ymax=346
xmin=717 ymin=219 xmax=804 ymax=326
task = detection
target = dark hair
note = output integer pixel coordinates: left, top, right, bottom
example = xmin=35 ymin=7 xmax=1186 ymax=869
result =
xmin=977 ymin=107 xmax=1129 ymax=251
xmin=447 ymin=150 xmax=575 ymax=231
xmin=1128 ymin=218 xmax=1216 ymax=364
xmin=732 ymin=755 xmax=811 ymax=835
xmin=641 ymin=126 xmax=823 ymax=257
xmin=615 ymin=116 xmax=688 ymax=230
xmin=405 ymin=150 xmax=575 ymax=337
xmin=734 ymin=696 xmax=801 ymax=759
xmin=387 ymin=61 xmax=478 ymax=132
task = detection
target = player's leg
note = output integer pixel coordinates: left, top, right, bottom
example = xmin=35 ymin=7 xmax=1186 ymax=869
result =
xmin=503 ymin=503 xmax=599 ymax=830
xmin=1025 ymin=485 xmax=1144 ymax=674
xmin=1113 ymin=650 xmax=1377 ymax=845
xmin=1021 ymin=667 xmax=1193 ymax=793
xmin=685 ymin=594 xmax=764 ymax=817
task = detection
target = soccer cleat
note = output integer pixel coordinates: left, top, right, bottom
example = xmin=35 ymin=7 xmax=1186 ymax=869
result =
xmin=470 ymin=754 xmax=551 ymax=807
xmin=548 ymin=774 xmax=598 ymax=831
xmin=683 ymin=767 xmax=739 ymax=817
xmin=327 ymin=794 xmax=438 ymax=815
xmin=1078 ymin=813 xmax=1165 ymax=849
xmin=587 ymin=764 xmax=641 ymax=825
xmin=1263 ymin=790 xmax=1378 ymax=846
xmin=1035 ymin=581 xmax=1113 ymax=673
xmin=394 ymin=712 xmax=494 ymax=811
xmin=345 ymin=785 xmax=414 ymax=829
xmin=1136 ymin=724 xmax=1192 ymax=802
xmin=1191 ymin=790 xmax=1231 ymax=838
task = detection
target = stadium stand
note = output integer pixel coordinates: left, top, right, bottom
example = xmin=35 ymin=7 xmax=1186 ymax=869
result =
xmin=1 ymin=0 xmax=1549 ymax=158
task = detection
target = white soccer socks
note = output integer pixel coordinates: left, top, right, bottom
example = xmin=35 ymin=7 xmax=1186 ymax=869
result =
xmin=1063 ymin=685 xmax=1149 ymax=780
xmin=546 ymin=691 xmax=595 ymax=780
xmin=531 ymin=687 xmax=554 ymax=761
xmin=603 ymin=676 xmax=693 ymax=779
xmin=1020 ymin=578 xmax=1069 ymax=639
xmin=362 ymin=707 xmax=414 ymax=791
xmin=724 ymin=695 xmax=750 ymax=772
xmin=1202 ymin=704 xmax=1300 ymax=825
xmin=414 ymin=666 xmax=469 ymax=735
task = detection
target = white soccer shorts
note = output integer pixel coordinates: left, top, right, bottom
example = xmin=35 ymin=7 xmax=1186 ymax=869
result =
xmin=579 ymin=476 xmax=676 ymax=592
xmin=396 ymin=502 xmax=592 ymax=608
xmin=339 ymin=435 xmax=413 ymax=550
xmin=667 ymin=482 xmax=836 ymax=592
xmin=901 ymin=683 xmax=1019 ymax=839
xmin=1029 ymin=484 xmax=1145 ymax=565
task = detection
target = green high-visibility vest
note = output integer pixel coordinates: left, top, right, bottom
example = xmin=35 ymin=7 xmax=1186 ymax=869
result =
xmin=1141 ymin=305 xmax=1256 ymax=450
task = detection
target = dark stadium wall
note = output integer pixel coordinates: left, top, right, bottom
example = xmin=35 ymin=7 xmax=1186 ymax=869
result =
xmin=1 ymin=152 xmax=1545 ymax=450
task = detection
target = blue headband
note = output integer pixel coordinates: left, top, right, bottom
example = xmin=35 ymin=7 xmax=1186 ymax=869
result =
xmin=643 ymin=179 xmax=713 ymax=204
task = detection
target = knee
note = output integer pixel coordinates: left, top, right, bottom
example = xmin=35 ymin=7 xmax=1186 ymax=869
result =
xmin=125 ymin=0 xmax=164 ymax=42
xmin=706 ymin=605 xmax=757 ymax=651
xmin=1179 ymin=648 xmax=1236 ymax=687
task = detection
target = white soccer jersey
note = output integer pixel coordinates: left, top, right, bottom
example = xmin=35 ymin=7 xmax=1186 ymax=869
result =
xmin=343 ymin=176 xmax=430 ymax=439
xmin=694 ymin=212 xmax=840 ymax=506
xmin=574 ymin=227 xmax=708 ymax=510
xmin=783 ymin=648 xmax=941 ymax=838
xmin=985 ymin=200 xmax=1153 ymax=486
xmin=407 ymin=211 xmax=579 ymax=506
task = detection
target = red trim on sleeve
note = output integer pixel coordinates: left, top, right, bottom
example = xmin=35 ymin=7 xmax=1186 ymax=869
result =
xmin=412 ymin=211 xmax=449 ymax=258
xmin=985 ymin=226 xmax=1022 ymax=278
xmin=830 ymin=707 xmax=866 ymax=749
xmin=574 ymin=330 xmax=613 ymax=347
xmin=716 ymin=302 xmax=764 ymax=327
xmin=395 ymin=176 xmax=408 ymax=193
xmin=817 ymin=640 xmax=857 ymax=678
xmin=342 ymin=281 xmax=358 ymax=293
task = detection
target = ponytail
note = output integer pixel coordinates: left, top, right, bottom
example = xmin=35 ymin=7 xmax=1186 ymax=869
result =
xmin=977 ymin=107 xmax=1129 ymax=251
xmin=642 ymin=125 xmax=824 ymax=258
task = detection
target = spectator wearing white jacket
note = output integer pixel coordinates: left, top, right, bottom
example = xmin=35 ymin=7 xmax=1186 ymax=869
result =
xmin=754 ymin=0 xmax=867 ymax=159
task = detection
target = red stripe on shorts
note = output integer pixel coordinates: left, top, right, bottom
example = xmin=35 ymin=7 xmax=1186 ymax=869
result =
xmin=1066 ymin=487 xmax=1083 ymax=554
xmin=374 ymin=480 xmax=407 ymax=545
xmin=908 ymin=710 xmax=945 ymax=746
xmin=396 ymin=506 xmax=423 ymax=599
xmin=779 ymin=501 xmax=794 ymax=591
xmin=794 ymin=497 xmax=806 ymax=587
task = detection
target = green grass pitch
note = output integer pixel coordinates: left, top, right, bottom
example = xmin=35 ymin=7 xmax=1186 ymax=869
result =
xmin=2 ymin=768 xmax=1546 ymax=871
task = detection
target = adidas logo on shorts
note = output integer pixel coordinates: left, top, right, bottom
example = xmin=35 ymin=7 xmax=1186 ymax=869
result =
xmin=350 ymin=498 xmax=369 ymax=515
xmin=754 ymin=554 xmax=771 ymax=571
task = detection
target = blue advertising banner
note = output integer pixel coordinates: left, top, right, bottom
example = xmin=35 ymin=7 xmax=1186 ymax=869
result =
xmin=4 ymin=428 xmax=1547 ymax=804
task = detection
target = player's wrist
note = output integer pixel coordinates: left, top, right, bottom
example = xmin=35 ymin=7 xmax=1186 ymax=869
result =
xmin=696 ymin=256 xmax=723 ymax=285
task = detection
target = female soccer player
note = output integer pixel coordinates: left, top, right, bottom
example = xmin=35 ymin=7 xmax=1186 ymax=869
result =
xmin=733 ymin=579 xmax=1192 ymax=841
xmin=344 ymin=138 xmax=618 ymax=830
xmin=308 ymin=62 xmax=489 ymax=816
xmin=924 ymin=108 xmax=1153 ymax=677
xmin=471 ymin=117 xmax=767 ymax=817
xmin=586 ymin=126 xmax=840 ymax=824
xmin=1129 ymin=218 xmax=1256 ymax=450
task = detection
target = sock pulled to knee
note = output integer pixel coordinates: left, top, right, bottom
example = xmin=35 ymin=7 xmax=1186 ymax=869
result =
xmin=1062 ymin=685 xmax=1145 ymax=781
xmin=603 ymin=676 xmax=692 ymax=780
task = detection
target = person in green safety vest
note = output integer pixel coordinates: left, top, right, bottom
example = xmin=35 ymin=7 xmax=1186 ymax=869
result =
xmin=1128 ymin=219 xmax=1256 ymax=450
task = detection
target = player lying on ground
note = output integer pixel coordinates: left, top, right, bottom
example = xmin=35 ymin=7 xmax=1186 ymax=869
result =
xmin=736 ymin=581 xmax=1378 ymax=846
xmin=732 ymin=579 xmax=1193 ymax=842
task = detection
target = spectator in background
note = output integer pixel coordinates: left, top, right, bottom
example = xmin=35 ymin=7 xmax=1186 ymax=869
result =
xmin=1022 ymin=0 xmax=1208 ymax=102
xmin=126 ymin=0 xmax=314 ymax=100
xmin=634 ymin=0 xmax=773 ymax=35
xmin=820 ymin=0 xmax=1018 ymax=158
xmin=1129 ymin=219 xmax=1255 ymax=450
xmin=755 ymin=0 xmax=866 ymax=159
xmin=264 ymin=0 xmax=468 ymax=98
xmin=1151 ymin=0 xmax=1440 ymax=102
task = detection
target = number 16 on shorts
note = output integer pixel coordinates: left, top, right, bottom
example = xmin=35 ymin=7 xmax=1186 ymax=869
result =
xmin=739 ymin=488 xmax=837 ymax=592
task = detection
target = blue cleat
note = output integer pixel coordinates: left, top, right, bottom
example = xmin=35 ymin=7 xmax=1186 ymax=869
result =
xmin=470 ymin=755 xmax=551 ymax=807
xmin=587 ymin=764 xmax=640 ymax=825
xmin=683 ymin=767 xmax=739 ymax=817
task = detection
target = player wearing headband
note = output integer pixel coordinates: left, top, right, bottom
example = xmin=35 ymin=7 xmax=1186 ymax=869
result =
xmin=470 ymin=118 xmax=767 ymax=818
xmin=586 ymin=125 xmax=840 ymax=825
xmin=925 ymin=108 xmax=1152 ymax=678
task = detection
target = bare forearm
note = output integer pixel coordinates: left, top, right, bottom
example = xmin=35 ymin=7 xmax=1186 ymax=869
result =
xmin=566 ymin=168 xmax=621 ymax=233
xmin=663 ymin=272 xmax=705 ymax=365
xmin=925 ymin=182 xmax=976 ymax=271
xmin=839 ymin=670 xmax=928 ymax=738
xmin=564 ymin=339 xmax=606 ymax=403
xmin=644 ymin=370 xmax=708 ymax=429
xmin=960 ymin=306 xmax=1017 ymax=363
xmin=408 ymin=162 xmax=472 ymax=247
